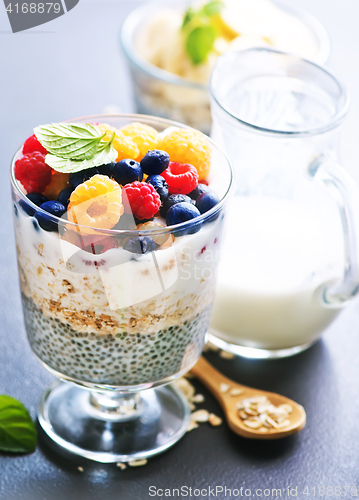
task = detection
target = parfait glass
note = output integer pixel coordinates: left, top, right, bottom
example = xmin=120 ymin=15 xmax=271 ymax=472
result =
xmin=10 ymin=114 xmax=233 ymax=462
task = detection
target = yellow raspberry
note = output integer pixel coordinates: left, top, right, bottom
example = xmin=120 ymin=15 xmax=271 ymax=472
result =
xmin=120 ymin=122 xmax=161 ymax=160
xmin=68 ymin=174 xmax=124 ymax=230
xmin=160 ymin=129 xmax=212 ymax=181
xmin=97 ymin=124 xmax=140 ymax=162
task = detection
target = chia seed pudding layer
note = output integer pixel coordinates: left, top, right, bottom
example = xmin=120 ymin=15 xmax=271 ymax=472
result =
xmin=22 ymin=293 xmax=211 ymax=386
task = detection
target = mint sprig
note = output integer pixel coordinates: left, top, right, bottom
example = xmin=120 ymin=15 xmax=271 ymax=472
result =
xmin=34 ymin=123 xmax=118 ymax=173
xmin=34 ymin=123 xmax=106 ymax=161
xmin=182 ymin=0 xmax=223 ymax=65
xmin=45 ymin=137 xmax=117 ymax=173
xmin=0 ymin=396 xmax=37 ymax=453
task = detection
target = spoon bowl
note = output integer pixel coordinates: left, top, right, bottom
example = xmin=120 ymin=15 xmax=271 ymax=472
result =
xmin=190 ymin=357 xmax=306 ymax=439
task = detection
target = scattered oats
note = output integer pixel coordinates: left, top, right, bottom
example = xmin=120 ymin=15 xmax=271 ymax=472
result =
xmin=191 ymin=409 xmax=210 ymax=423
xmin=206 ymin=341 xmax=220 ymax=352
xmin=277 ymin=419 xmax=291 ymax=428
xmin=237 ymin=395 xmax=293 ymax=432
xmin=208 ymin=413 xmax=223 ymax=426
xmin=175 ymin=378 xmax=195 ymax=399
xmin=191 ymin=394 xmax=205 ymax=403
xmin=238 ymin=410 xmax=248 ymax=420
xmin=184 ymin=371 xmax=195 ymax=379
xmin=189 ymin=402 xmax=196 ymax=411
xmin=128 ymin=459 xmax=148 ymax=467
xmin=246 ymin=395 xmax=268 ymax=404
xmin=187 ymin=420 xmax=199 ymax=432
xmin=244 ymin=408 xmax=258 ymax=416
xmin=77 ymin=466 xmax=84 ymax=472
xmin=279 ymin=404 xmax=293 ymax=414
xmin=116 ymin=462 xmax=127 ymax=470
xmin=243 ymin=418 xmax=262 ymax=429
xmin=219 ymin=350 xmax=235 ymax=360
xmin=229 ymin=388 xmax=243 ymax=396
xmin=220 ymin=383 xmax=230 ymax=394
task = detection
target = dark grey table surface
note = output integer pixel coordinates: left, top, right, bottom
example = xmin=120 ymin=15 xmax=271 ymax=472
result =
xmin=0 ymin=1 xmax=359 ymax=499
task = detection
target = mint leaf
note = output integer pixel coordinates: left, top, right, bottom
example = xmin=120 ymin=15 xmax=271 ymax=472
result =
xmin=202 ymin=1 xmax=223 ymax=17
xmin=0 ymin=396 xmax=37 ymax=453
xmin=34 ymin=123 xmax=105 ymax=161
xmin=185 ymin=25 xmax=216 ymax=64
xmin=182 ymin=6 xmax=196 ymax=29
xmin=45 ymin=140 xmax=118 ymax=173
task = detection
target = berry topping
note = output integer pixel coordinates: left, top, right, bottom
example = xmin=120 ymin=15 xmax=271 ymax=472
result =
xmin=161 ymin=161 xmax=199 ymax=195
xmin=15 ymin=152 xmax=52 ymax=193
xmin=97 ymin=162 xmax=116 ymax=177
xmin=19 ymin=192 xmax=48 ymax=216
xmin=69 ymin=167 xmax=101 ymax=188
xmin=137 ymin=220 xmax=169 ymax=246
xmin=43 ymin=171 xmax=70 ymax=200
xmin=22 ymin=134 xmax=47 ymax=155
xmin=140 ymin=150 xmax=170 ymax=176
xmin=166 ymin=202 xmax=202 ymax=236
xmin=68 ymin=174 xmax=124 ymax=230
xmin=97 ymin=124 xmax=140 ymax=162
xmin=123 ymin=236 xmax=157 ymax=254
xmin=122 ymin=181 xmax=161 ymax=221
xmin=188 ymin=183 xmax=209 ymax=200
xmin=112 ymin=159 xmax=143 ymax=185
xmin=160 ymin=194 xmax=194 ymax=218
xmin=146 ymin=175 xmax=169 ymax=202
xmin=35 ymin=201 xmax=66 ymax=232
xmin=57 ymin=186 xmax=75 ymax=208
xmin=78 ymin=234 xmax=119 ymax=255
xmin=195 ymin=191 xmax=220 ymax=214
xmin=160 ymin=129 xmax=211 ymax=181
xmin=120 ymin=122 xmax=161 ymax=160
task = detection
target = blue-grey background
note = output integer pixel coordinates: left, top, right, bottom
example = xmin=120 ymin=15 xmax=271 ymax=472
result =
xmin=0 ymin=1 xmax=358 ymax=499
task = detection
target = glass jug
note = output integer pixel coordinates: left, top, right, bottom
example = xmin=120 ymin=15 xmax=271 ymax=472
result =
xmin=208 ymin=48 xmax=359 ymax=358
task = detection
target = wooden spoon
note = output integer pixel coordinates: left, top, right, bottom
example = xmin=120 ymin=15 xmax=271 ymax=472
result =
xmin=190 ymin=356 xmax=306 ymax=439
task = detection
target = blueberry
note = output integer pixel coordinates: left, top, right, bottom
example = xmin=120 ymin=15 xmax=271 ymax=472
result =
xmin=69 ymin=167 xmax=100 ymax=187
xmin=140 ymin=150 xmax=170 ymax=176
xmin=188 ymin=183 xmax=209 ymax=200
xmin=35 ymin=201 xmax=66 ymax=232
xmin=19 ymin=192 xmax=48 ymax=216
xmin=57 ymin=187 xmax=74 ymax=208
xmin=146 ymin=175 xmax=169 ymax=202
xmin=112 ymin=159 xmax=143 ymax=185
xmin=123 ymin=236 xmax=156 ymax=254
xmin=195 ymin=191 xmax=220 ymax=218
xmin=166 ymin=202 xmax=202 ymax=236
xmin=97 ymin=162 xmax=116 ymax=177
xmin=160 ymin=194 xmax=194 ymax=218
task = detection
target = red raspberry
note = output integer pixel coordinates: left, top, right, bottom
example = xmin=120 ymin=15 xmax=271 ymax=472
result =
xmin=22 ymin=134 xmax=48 ymax=155
xmin=123 ymin=181 xmax=161 ymax=220
xmin=161 ymin=162 xmax=198 ymax=195
xmin=15 ymin=152 xmax=53 ymax=193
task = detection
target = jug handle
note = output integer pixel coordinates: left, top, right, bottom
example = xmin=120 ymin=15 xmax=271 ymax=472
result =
xmin=309 ymin=156 xmax=359 ymax=304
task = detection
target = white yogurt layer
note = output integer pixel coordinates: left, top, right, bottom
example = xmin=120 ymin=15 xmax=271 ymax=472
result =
xmin=15 ymin=208 xmax=224 ymax=336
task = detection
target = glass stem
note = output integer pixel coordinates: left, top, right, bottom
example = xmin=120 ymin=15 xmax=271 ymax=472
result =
xmin=89 ymin=390 xmax=143 ymax=420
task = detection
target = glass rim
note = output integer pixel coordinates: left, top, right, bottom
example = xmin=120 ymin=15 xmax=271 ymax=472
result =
xmin=209 ymin=48 xmax=350 ymax=138
xmin=10 ymin=113 xmax=233 ymax=237
xmin=120 ymin=0 xmax=331 ymax=91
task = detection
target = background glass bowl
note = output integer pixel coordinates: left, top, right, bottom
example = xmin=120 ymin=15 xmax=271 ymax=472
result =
xmin=11 ymin=113 xmax=233 ymax=462
xmin=121 ymin=1 xmax=331 ymax=135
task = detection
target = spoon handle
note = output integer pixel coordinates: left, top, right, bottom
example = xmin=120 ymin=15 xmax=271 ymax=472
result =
xmin=190 ymin=356 xmax=245 ymax=399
